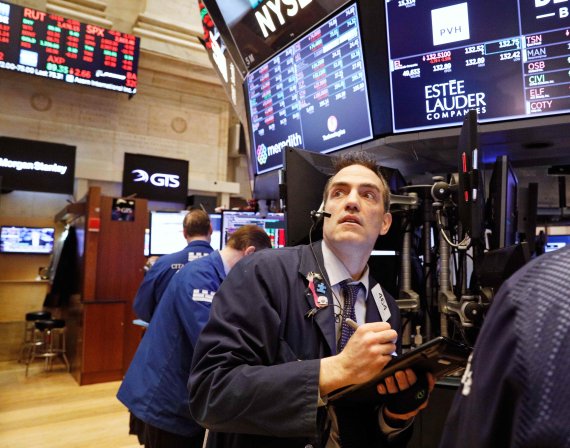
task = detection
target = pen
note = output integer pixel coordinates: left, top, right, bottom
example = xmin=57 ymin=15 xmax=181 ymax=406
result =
xmin=346 ymin=318 xmax=397 ymax=357
xmin=345 ymin=318 xmax=359 ymax=330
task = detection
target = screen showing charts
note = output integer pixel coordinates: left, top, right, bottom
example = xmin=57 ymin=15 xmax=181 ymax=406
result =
xmin=0 ymin=1 xmax=139 ymax=94
xmin=385 ymin=0 xmax=570 ymax=132
xmin=221 ymin=211 xmax=285 ymax=248
xmin=247 ymin=3 xmax=373 ymax=174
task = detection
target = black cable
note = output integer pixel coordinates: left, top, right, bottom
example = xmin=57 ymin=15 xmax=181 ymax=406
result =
xmin=307 ymin=217 xmax=344 ymax=320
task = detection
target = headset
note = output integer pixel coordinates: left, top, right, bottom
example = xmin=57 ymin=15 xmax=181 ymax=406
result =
xmin=310 ymin=201 xmax=331 ymax=223
xmin=306 ymin=202 xmax=344 ymax=322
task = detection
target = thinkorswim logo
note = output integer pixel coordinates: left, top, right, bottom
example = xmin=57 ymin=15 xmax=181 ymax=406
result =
xmin=431 ymin=3 xmax=470 ymax=46
xmin=256 ymin=133 xmax=303 ymax=166
xmin=131 ymin=169 xmax=180 ymax=188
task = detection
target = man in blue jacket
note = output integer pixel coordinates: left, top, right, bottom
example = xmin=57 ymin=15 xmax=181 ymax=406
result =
xmin=117 ymin=224 xmax=272 ymax=448
xmin=189 ymin=152 xmax=434 ymax=448
xmin=133 ymin=208 xmax=213 ymax=322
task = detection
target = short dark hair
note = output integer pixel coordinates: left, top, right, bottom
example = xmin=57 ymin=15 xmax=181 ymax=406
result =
xmin=323 ymin=151 xmax=391 ymax=211
xmin=227 ymin=225 xmax=272 ymax=251
xmin=183 ymin=209 xmax=211 ymax=237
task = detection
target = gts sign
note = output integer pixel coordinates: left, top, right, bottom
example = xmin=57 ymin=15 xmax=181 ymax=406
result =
xmin=255 ymin=0 xmax=313 ymax=39
xmin=131 ymin=169 xmax=180 ymax=188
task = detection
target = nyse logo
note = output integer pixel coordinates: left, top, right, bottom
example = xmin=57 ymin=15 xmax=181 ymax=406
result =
xmin=255 ymin=0 xmax=313 ymax=39
xmin=131 ymin=169 xmax=180 ymax=188
xmin=431 ymin=3 xmax=470 ymax=46
xmin=534 ymin=0 xmax=568 ymax=20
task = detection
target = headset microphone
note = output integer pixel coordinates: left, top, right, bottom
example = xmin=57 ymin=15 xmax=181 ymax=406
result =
xmin=310 ymin=210 xmax=331 ymax=222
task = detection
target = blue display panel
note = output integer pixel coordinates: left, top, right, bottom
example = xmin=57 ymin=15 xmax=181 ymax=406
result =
xmin=0 ymin=1 xmax=139 ymax=94
xmin=246 ymin=3 xmax=373 ymax=174
xmin=385 ymin=0 xmax=570 ymax=132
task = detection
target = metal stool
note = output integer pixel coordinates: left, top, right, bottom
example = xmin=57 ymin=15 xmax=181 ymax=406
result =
xmin=25 ymin=318 xmax=70 ymax=376
xmin=18 ymin=310 xmax=52 ymax=363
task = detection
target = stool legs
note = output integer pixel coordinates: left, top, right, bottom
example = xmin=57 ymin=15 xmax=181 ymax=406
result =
xmin=18 ymin=321 xmax=35 ymax=363
xmin=25 ymin=326 xmax=70 ymax=377
xmin=19 ymin=311 xmax=52 ymax=363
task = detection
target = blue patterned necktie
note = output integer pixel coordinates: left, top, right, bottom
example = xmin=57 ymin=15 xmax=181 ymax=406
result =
xmin=338 ymin=281 xmax=362 ymax=352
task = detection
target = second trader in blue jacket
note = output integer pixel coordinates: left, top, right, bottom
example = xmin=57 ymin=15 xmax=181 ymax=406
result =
xmin=117 ymin=224 xmax=272 ymax=448
xmin=133 ymin=208 xmax=213 ymax=322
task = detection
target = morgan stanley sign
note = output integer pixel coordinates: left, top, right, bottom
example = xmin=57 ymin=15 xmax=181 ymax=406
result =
xmin=122 ymin=153 xmax=189 ymax=203
xmin=0 ymin=137 xmax=76 ymax=194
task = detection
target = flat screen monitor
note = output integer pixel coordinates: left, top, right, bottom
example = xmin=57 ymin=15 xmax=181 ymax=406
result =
xmin=282 ymin=147 xmax=335 ymax=247
xmin=545 ymin=235 xmax=570 ymax=253
xmin=456 ymin=110 xmax=484 ymax=242
xmin=246 ymin=3 xmax=373 ymax=175
xmin=221 ymin=210 xmax=285 ymax=248
xmin=0 ymin=225 xmax=55 ymax=254
xmin=149 ymin=211 xmax=222 ymax=256
xmin=487 ymin=155 xmax=518 ymax=250
xmin=210 ymin=213 xmax=222 ymax=251
xmin=385 ymin=0 xmax=570 ymax=132
xmin=0 ymin=1 xmax=139 ymax=94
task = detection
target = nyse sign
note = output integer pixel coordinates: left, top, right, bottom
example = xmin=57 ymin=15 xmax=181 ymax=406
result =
xmin=255 ymin=0 xmax=313 ymax=38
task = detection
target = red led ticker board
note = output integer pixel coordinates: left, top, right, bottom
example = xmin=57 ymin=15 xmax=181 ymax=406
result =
xmin=0 ymin=1 xmax=139 ymax=94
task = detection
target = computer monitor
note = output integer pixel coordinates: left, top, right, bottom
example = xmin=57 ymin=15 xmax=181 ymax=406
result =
xmin=544 ymin=235 xmax=570 ymax=253
xmin=282 ymin=146 xmax=408 ymax=248
xmin=245 ymin=3 xmax=375 ymax=175
xmin=516 ymin=183 xmax=538 ymax=255
xmin=220 ymin=211 xmax=285 ymax=248
xmin=487 ymin=155 xmax=518 ymax=250
xmin=0 ymin=226 xmax=55 ymax=254
xmin=149 ymin=211 xmax=222 ymax=256
xmin=282 ymin=147 xmax=335 ymax=247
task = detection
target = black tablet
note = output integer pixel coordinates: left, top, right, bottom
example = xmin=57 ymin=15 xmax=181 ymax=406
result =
xmin=328 ymin=336 xmax=470 ymax=405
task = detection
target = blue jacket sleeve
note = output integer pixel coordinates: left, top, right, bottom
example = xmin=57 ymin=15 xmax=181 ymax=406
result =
xmin=133 ymin=260 xmax=168 ymax=322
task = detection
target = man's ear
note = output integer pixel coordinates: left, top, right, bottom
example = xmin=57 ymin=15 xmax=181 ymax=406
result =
xmin=244 ymin=246 xmax=256 ymax=256
xmin=379 ymin=212 xmax=393 ymax=236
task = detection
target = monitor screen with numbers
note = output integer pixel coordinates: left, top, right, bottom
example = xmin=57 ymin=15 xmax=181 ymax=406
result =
xmin=245 ymin=3 xmax=373 ymax=175
xmin=0 ymin=1 xmax=139 ymax=94
xmin=385 ymin=0 xmax=570 ymax=133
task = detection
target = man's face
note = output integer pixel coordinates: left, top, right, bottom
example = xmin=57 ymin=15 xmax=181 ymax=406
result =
xmin=322 ymin=164 xmax=392 ymax=251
